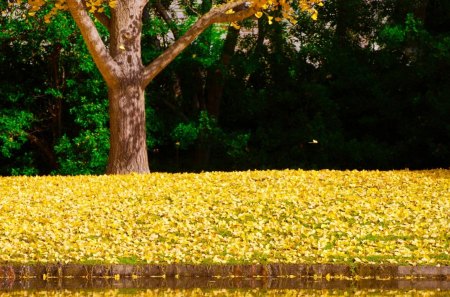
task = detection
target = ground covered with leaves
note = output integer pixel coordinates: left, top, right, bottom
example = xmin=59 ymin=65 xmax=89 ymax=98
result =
xmin=0 ymin=170 xmax=449 ymax=265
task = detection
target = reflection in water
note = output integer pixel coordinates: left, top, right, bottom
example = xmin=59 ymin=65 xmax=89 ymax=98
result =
xmin=1 ymin=288 xmax=450 ymax=296
xmin=0 ymin=278 xmax=449 ymax=296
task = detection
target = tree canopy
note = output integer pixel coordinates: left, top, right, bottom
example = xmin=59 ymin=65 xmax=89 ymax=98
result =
xmin=2 ymin=0 xmax=323 ymax=174
xmin=1 ymin=0 xmax=449 ymax=175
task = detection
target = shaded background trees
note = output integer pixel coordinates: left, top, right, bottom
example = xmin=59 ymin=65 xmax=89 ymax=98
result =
xmin=1 ymin=0 xmax=449 ymax=175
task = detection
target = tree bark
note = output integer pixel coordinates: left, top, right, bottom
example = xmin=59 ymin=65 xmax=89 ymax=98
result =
xmin=106 ymin=0 xmax=150 ymax=174
xmin=205 ymin=26 xmax=240 ymax=119
xmin=107 ymin=83 xmax=149 ymax=173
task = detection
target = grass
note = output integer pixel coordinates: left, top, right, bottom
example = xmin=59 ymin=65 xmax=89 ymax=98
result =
xmin=0 ymin=169 xmax=449 ymax=266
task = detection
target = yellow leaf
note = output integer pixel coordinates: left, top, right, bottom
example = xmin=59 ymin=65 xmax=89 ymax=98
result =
xmin=311 ymin=9 xmax=318 ymax=21
xmin=255 ymin=11 xmax=263 ymax=18
xmin=230 ymin=22 xmax=240 ymax=30
xmin=109 ymin=0 xmax=117 ymax=8
xmin=225 ymin=9 xmax=235 ymax=14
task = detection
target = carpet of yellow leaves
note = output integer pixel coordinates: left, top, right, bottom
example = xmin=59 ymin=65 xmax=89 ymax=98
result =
xmin=0 ymin=170 xmax=449 ymax=265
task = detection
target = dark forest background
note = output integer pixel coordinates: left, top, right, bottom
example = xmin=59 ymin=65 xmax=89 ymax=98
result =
xmin=1 ymin=0 xmax=449 ymax=175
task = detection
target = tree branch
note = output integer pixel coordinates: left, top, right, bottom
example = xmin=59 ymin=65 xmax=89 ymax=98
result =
xmin=66 ymin=0 xmax=121 ymax=88
xmin=142 ymin=0 xmax=258 ymax=87
xmin=93 ymin=11 xmax=111 ymax=30
xmin=209 ymin=1 xmax=259 ymax=23
xmin=153 ymin=1 xmax=180 ymax=38
xmin=79 ymin=0 xmax=111 ymax=30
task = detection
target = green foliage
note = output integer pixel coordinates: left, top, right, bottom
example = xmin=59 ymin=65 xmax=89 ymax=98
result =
xmin=171 ymin=122 xmax=199 ymax=149
xmin=53 ymin=128 xmax=109 ymax=175
xmin=1 ymin=8 xmax=110 ymax=175
xmin=197 ymin=111 xmax=221 ymax=141
xmin=379 ymin=25 xmax=406 ymax=45
xmin=170 ymin=111 xmax=249 ymax=157
xmin=10 ymin=153 xmax=40 ymax=176
xmin=224 ymin=132 xmax=250 ymax=161
xmin=52 ymin=77 xmax=109 ymax=175
xmin=0 ymin=110 xmax=33 ymax=158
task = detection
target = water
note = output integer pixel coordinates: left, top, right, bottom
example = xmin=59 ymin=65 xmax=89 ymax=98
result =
xmin=1 ymin=277 xmax=449 ymax=296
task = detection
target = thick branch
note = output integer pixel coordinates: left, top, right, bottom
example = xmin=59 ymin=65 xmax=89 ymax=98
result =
xmin=93 ymin=11 xmax=111 ymax=30
xmin=66 ymin=0 xmax=121 ymax=87
xmin=142 ymin=0 xmax=257 ymax=87
xmin=80 ymin=0 xmax=111 ymax=30
xmin=209 ymin=1 xmax=259 ymax=23
xmin=154 ymin=2 xmax=179 ymax=39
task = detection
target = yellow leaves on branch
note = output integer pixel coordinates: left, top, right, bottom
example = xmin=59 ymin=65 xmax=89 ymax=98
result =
xmin=300 ymin=0 xmax=322 ymax=20
xmin=230 ymin=21 xmax=240 ymax=29
xmin=231 ymin=0 xmax=323 ymax=29
xmin=26 ymin=0 xmax=117 ymax=23
xmin=25 ymin=0 xmax=322 ymax=26
xmin=253 ymin=0 xmax=324 ymax=22
xmin=85 ymin=0 xmax=104 ymax=13
xmin=0 ymin=169 xmax=449 ymax=265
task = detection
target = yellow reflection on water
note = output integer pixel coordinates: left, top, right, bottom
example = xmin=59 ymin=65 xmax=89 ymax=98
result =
xmin=0 ymin=289 xmax=449 ymax=297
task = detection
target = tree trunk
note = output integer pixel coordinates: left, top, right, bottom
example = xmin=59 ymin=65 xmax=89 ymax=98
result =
xmin=193 ymin=27 xmax=240 ymax=170
xmin=106 ymin=0 xmax=150 ymax=174
xmin=335 ymin=0 xmax=350 ymax=46
xmin=205 ymin=26 xmax=240 ymax=119
xmin=106 ymin=83 xmax=150 ymax=174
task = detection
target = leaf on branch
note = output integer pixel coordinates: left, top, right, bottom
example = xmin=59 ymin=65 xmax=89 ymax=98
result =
xmin=230 ymin=21 xmax=240 ymax=29
xmin=109 ymin=0 xmax=117 ymax=9
xmin=311 ymin=9 xmax=318 ymax=21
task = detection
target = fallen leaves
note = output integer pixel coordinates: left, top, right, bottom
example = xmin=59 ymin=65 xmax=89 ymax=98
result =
xmin=0 ymin=169 xmax=449 ymax=265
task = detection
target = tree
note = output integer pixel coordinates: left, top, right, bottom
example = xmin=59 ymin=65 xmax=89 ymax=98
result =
xmin=19 ymin=0 xmax=323 ymax=174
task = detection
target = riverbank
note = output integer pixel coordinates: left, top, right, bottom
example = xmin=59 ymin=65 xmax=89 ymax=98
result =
xmin=1 ymin=263 xmax=450 ymax=280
